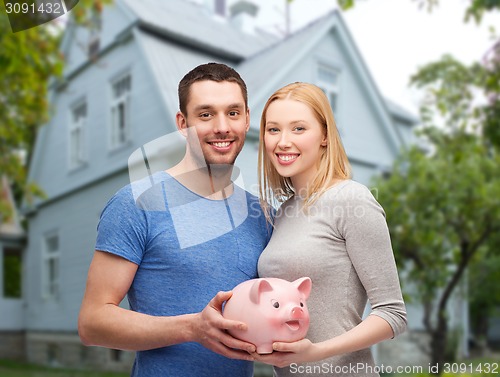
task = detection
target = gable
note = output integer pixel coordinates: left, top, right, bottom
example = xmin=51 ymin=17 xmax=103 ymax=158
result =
xmin=240 ymin=10 xmax=411 ymax=164
xmin=60 ymin=0 xmax=136 ymax=77
xmin=134 ymin=30 xmax=234 ymax=121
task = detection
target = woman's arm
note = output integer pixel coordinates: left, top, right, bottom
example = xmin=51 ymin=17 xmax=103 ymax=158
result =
xmin=254 ymin=314 xmax=393 ymax=367
xmin=255 ymin=183 xmax=407 ymax=368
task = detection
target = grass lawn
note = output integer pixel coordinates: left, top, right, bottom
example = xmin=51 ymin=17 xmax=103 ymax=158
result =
xmin=389 ymin=356 xmax=500 ymax=376
xmin=0 ymin=359 xmax=129 ymax=377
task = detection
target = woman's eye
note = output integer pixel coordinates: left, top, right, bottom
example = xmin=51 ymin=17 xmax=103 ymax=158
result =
xmin=266 ymin=127 xmax=279 ymax=133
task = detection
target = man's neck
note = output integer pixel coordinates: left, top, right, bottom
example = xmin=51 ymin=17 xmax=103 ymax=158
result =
xmin=166 ymin=160 xmax=234 ymax=200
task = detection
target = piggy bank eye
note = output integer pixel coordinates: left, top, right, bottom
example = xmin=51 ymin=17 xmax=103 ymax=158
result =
xmin=300 ymin=302 xmax=304 ymax=307
xmin=272 ymin=300 xmax=280 ymax=309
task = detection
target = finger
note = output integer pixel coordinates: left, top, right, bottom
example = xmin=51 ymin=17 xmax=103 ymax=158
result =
xmin=218 ymin=331 xmax=256 ymax=353
xmin=273 ymin=342 xmax=294 ymax=352
xmin=214 ymin=344 xmax=255 ymax=361
xmin=211 ymin=290 xmax=232 ymax=308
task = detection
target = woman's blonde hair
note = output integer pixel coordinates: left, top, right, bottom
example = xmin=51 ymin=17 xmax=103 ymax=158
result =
xmin=258 ymin=82 xmax=351 ymax=223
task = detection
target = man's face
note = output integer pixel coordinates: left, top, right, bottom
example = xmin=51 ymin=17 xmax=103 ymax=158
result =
xmin=177 ymin=80 xmax=250 ymax=167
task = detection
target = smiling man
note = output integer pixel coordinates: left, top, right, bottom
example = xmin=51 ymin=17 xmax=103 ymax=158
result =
xmin=78 ymin=63 xmax=271 ymax=377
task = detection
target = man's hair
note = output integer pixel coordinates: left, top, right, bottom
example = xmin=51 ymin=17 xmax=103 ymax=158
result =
xmin=178 ymin=62 xmax=248 ymax=116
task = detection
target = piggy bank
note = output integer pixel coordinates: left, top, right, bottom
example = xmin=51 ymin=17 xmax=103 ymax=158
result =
xmin=223 ymin=277 xmax=311 ymax=354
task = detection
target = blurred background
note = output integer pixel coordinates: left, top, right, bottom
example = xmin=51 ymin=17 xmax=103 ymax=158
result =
xmin=1 ymin=0 xmax=499 ymax=376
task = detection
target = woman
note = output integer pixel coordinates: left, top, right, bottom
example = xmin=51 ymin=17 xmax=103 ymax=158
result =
xmin=255 ymin=82 xmax=407 ymax=376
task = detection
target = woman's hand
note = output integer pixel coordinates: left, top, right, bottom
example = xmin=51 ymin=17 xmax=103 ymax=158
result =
xmin=252 ymin=338 xmax=322 ymax=368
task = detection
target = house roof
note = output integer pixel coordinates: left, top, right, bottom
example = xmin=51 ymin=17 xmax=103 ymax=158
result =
xmin=239 ymin=10 xmax=336 ymax=108
xmin=121 ymin=0 xmax=276 ymax=60
xmin=0 ymin=176 xmax=25 ymax=239
xmin=134 ymin=28 xmax=233 ymax=125
xmin=385 ymin=97 xmax=420 ymax=124
xmin=239 ymin=9 xmax=414 ymax=151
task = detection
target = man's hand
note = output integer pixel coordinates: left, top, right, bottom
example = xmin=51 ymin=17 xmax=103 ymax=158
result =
xmin=192 ymin=291 xmax=256 ymax=361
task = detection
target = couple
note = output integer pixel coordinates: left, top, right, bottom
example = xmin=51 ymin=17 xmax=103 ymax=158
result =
xmin=78 ymin=63 xmax=407 ymax=377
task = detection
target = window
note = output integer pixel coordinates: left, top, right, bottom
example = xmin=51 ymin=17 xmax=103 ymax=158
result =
xmin=110 ymin=73 xmax=132 ymax=150
xmin=317 ymin=64 xmax=340 ymax=113
xmin=215 ymin=0 xmax=226 ymax=16
xmin=42 ymin=233 xmax=60 ymax=299
xmin=3 ymin=248 xmax=22 ymax=298
xmin=69 ymin=101 xmax=87 ymax=168
xmin=109 ymin=349 xmax=123 ymax=363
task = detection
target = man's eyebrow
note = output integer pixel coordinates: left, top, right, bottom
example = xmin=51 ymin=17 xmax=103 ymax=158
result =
xmin=192 ymin=103 xmax=245 ymax=112
xmin=193 ymin=104 xmax=214 ymax=112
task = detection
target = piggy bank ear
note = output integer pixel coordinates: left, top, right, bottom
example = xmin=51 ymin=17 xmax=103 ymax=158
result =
xmin=249 ymin=279 xmax=273 ymax=304
xmin=293 ymin=277 xmax=312 ymax=299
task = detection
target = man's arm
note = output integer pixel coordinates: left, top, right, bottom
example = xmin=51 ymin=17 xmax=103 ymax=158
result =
xmin=78 ymin=250 xmax=256 ymax=359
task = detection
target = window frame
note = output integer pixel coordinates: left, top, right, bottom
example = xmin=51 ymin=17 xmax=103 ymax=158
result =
xmin=41 ymin=231 xmax=60 ymax=300
xmin=68 ymin=99 xmax=87 ymax=170
xmin=316 ymin=63 xmax=340 ymax=114
xmin=108 ymin=72 xmax=132 ymax=151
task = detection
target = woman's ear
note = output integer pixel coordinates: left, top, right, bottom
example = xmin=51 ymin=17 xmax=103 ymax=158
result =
xmin=321 ymin=134 xmax=328 ymax=147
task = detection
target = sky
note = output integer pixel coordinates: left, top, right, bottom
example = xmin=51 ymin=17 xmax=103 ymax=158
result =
xmin=229 ymin=0 xmax=500 ymax=116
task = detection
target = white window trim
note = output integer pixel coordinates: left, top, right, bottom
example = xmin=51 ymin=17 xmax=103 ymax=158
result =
xmin=68 ymin=100 xmax=87 ymax=170
xmin=316 ymin=63 xmax=340 ymax=113
xmin=109 ymin=72 xmax=132 ymax=151
xmin=41 ymin=232 xmax=60 ymax=300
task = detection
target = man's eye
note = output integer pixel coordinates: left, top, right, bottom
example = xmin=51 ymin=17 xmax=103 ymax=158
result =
xmin=200 ymin=113 xmax=211 ymax=118
xmin=229 ymin=111 xmax=239 ymax=116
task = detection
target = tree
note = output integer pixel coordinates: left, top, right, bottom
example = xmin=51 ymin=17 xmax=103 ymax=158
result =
xmin=0 ymin=0 xmax=109 ymax=221
xmin=336 ymin=0 xmax=500 ymax=370
xmin=373 ymin=127 xmax=500 ymax=370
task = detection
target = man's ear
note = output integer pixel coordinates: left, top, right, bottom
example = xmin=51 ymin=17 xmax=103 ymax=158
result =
xmin=176 ymin=111 xmax=189 ymax=137
xmin=245 ymin=108 xmax=250 ymax=133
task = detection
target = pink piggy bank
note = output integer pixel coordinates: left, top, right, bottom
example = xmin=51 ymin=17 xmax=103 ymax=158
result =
xmin=223 ymin=277 xmax=312 ymax=354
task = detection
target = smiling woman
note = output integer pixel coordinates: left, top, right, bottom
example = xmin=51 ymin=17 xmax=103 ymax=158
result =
xmin=256 ymin=82 xmax=407 ymax=377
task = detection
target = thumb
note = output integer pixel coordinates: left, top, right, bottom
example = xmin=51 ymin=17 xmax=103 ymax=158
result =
xmin=273 ymin=342 xmax=293 ymax=352
xmin=212 ymin=290 xmax=233 ymax=308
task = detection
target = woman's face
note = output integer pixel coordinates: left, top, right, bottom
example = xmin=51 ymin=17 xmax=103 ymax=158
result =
xmin=264 ymin=98 xmax=327 ymax=193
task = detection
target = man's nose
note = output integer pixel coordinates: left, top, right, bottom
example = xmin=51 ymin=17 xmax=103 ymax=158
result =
xmin=214 ymin=115 xmax=230 ymax=134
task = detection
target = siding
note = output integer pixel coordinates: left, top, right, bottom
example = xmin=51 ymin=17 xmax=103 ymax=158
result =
xmin=25 ymin=172 xmax=130 ymax=330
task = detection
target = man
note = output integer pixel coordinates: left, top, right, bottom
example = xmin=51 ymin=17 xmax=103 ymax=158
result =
xmin=78 ymin=63 xmax=271 ymax=376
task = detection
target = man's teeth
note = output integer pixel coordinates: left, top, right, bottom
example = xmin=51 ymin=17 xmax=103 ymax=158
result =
xmin=212 ymin=141 xmax=231 ymax=147
xmin=278 ymin=154 xmax=298 ymax=161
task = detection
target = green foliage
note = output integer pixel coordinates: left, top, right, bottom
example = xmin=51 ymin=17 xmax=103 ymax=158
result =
xmin=0 ymin=2 xmax=62 ymax=214
xmin=0 ymin=0 xmax=110 ymax=219
xmin=0 ymin=359 xmax=128 ymax=377
xmin=374 ymin=129 xmax=500 ymax=305
xmin=466 ymin=0 xmax=500 ymax=23
xmin=410 ymin=56 xmax=477 ymax=130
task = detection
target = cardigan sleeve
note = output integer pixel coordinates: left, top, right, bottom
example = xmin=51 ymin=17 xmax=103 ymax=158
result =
xmin=337 ymin=182 xmax=407 ymax=337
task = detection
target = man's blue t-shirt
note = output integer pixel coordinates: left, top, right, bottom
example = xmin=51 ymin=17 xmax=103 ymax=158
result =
xmin=95 ymin=171 xmax=271 ymax=377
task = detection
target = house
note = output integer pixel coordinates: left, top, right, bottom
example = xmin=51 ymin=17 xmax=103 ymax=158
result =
xmin=0 ymin=176 xmax=26 ymax=361
xmin=0 ymin=0 xmax=425 ymax=372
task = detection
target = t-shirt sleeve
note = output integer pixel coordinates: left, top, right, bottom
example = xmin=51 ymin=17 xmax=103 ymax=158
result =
xmin=95 ymin=186 xmax=147 ymax=265
xmin=338 ymin=183 xmax=407 ymax=337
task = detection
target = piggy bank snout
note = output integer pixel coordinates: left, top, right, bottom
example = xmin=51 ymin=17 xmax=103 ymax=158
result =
xmin=290 ymin=306 xmax=307 ymax=320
